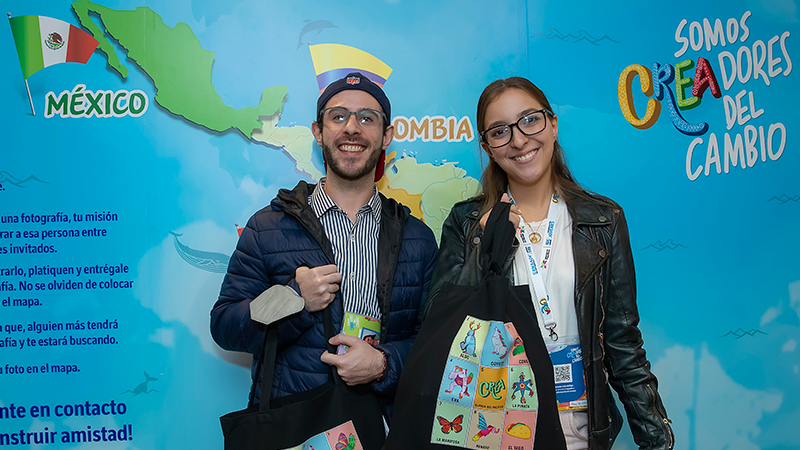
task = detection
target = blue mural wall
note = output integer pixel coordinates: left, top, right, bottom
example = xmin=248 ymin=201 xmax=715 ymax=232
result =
xmin=1 ymin=1 xmax=797 ymax=449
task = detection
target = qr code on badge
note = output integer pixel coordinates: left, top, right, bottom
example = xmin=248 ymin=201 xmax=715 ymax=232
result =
xmin=554 ymin=364 xmax=572 ymax=384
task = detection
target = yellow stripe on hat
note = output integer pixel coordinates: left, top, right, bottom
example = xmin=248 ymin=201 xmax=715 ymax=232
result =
xmin=309 ymin=43 xmax=392 ymax=80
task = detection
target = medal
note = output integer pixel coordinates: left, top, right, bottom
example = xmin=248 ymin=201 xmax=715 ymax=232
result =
xmin=524 ymin=220 xmax=545 ymax=244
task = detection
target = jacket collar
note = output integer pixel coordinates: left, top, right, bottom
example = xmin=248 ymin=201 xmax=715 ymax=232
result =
xmin=274 ymin=181 xmax=335 ymax=263
xmin=309 ymin=178 xmax=383 ymax=222
xmin=276 ymin=180 xmax=404 ymax=224
xmin=455 ymin=194 xmax=612 ymax=224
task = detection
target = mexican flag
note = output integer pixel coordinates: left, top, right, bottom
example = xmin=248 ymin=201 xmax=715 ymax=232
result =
xmin=9 ymin=15 xmax=99 ymax=79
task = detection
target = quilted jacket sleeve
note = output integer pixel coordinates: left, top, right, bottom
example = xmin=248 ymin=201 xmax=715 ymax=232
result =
xmin=210 ymin=211 xmax=316 ymax=355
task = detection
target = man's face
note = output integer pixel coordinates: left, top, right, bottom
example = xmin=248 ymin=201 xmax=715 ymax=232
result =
xmin=312 ymin=90 xmax=394 ymax=182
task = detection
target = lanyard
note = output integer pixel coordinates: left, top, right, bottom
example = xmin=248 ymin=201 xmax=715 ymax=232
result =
xmin=507 ymin=190 xmax=560 ymax=341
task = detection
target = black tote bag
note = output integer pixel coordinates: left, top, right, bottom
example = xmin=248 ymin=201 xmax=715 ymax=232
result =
xmin=385 ymin=202 xmax=567 ymax=450
xmin=220 ymin=305 xmax=386 ymax=450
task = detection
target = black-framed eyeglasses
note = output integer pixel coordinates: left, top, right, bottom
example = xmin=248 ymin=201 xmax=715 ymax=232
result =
xmin=319 ymin=107 xmax=387 ymax=129
xmin=480 ymin=109 xmax=553 ymax=149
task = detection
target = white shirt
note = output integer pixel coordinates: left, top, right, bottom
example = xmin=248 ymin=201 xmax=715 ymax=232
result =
xmin=511 ymin=198 xmax=578 ymax=346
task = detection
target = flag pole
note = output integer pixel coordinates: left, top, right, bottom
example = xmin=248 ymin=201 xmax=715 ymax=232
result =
xmin=25 ymin=79 xmax=35 ymax=116
xmin=7 ymin=13 xmax=35 ymax=116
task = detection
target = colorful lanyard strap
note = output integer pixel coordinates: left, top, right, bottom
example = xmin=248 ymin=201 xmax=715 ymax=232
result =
xmin=507 ymin=190 xmax=560 ymax=341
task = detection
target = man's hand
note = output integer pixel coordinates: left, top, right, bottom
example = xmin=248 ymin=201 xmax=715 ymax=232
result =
xmin=295 ymin=264 xmax=342 ymax=312
xmin=320 ymin=334 xmax=384 ymax=386
xmin=479 ymin=193 xmax=521 ymax=230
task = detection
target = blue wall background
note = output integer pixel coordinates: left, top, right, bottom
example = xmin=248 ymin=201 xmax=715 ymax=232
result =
xmin=1 ymin=1 xmax=798 ymax=449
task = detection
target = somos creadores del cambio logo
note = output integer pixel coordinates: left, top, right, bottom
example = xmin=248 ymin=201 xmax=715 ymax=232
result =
xmin=8 ymin=14 xmax=149 ymax=118
xmin=309 ymin=43 xmax=475 ymax=143
xmin=618 ymin=11 xmax=792 ymax=181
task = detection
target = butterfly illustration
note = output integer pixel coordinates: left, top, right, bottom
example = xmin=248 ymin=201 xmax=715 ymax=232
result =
xmin=335 ymin=432 xmax=356 ymax=450
xmin=436 ymin=414 xmax=464 ymax=434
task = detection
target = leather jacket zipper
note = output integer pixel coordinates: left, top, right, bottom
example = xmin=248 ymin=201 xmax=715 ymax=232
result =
xmin=597 ymin=267 xmax=606 ymax=363
xmin=646 ymin=383 xmax=674 ymax=449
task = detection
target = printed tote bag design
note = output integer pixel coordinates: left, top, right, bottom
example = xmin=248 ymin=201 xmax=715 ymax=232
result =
xmin=385 ymin=203 xmax=567 ymax=450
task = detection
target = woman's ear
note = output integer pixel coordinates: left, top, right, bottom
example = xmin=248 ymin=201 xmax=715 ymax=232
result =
xmin=481 ymin=141 xmax=493 ymax=159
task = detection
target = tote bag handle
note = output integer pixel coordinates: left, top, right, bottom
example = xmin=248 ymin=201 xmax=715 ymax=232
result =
xmin=479 ymin=201 xmax=517 ymax=278
xmin=248 ymin=272 xmax=343 ymax=411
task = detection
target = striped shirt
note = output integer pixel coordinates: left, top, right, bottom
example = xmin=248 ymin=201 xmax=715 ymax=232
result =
xmin=309 ymin=179 xmax=382 ymax=321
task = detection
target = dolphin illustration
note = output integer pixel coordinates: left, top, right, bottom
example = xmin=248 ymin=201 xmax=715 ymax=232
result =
xmin=297 ymin=20 xmax=337 ymax=49
xmin=121 ymin=371 xmax=159 ymax=395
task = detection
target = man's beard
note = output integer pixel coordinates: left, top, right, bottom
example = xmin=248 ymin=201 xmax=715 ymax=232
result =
xmin=321 ymin=134 xmax=384 ymax=181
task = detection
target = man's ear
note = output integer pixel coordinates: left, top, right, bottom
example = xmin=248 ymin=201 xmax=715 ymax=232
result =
xmin=312 ymin=121 xmax=323 ymax=146
xmin=381 ymin=125 xmax=394 ymax=150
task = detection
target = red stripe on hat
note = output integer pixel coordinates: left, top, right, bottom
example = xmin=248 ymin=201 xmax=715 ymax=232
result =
xmin=66 ymin=25 xmax=99 ymax=64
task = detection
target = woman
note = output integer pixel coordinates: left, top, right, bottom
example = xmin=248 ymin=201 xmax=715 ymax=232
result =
xmin=428 ymin=77 xmax=673 ymax=450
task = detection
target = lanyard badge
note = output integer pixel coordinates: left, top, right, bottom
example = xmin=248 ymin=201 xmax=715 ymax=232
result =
xmin=507 ymin=191 xmax=559 ymax=341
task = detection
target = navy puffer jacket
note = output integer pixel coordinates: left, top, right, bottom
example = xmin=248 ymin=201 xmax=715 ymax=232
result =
xmin=211 ymin=181 xmax=438 ymax=411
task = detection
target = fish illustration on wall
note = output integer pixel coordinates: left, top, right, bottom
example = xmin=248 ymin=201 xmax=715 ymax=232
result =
xmin=170 ymin=231 xmax=230 ymax=273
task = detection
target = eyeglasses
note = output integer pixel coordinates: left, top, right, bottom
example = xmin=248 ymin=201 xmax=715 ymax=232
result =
xmin=319 ymin=107 xmax=387 ymax=129
xmin=481 ymin=109 xmax=553 ymax=149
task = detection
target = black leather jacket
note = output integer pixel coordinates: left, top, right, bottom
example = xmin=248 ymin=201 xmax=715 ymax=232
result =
xmin=428 ymin=193 xmax=673 ymax=450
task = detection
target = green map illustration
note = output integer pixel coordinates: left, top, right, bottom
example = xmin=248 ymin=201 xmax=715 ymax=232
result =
xmin=72 ymin=0 xmax=478 ymax=239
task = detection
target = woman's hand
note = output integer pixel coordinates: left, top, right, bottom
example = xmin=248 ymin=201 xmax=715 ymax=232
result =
xmin=479 ymin=193 xmax=521 ymax=230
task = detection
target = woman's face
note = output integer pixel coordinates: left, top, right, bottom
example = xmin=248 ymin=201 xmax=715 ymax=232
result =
xmin=482 ymin=88 xmax=558 ymax=189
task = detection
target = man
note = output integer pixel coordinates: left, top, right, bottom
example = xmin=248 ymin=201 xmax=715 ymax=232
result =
xmin=211 ymin=72 xmax=438 ymax=419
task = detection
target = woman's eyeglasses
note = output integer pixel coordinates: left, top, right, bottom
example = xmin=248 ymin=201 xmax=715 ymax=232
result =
xmin=481 ymin=109 xmax=553 ymax=148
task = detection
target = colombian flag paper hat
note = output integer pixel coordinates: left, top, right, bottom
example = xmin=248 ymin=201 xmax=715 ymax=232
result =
xmin=309 ymin=43 xmax=392 ymax=93
xmin=310 ymin=44 xmax=393 ymax=182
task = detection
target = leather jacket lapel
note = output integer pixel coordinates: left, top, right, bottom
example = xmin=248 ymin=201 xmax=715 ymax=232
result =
xmin=569 ymin=197 xmax=611 ymax=296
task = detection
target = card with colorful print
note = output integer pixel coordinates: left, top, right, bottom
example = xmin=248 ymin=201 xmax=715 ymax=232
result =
xmin=473 ymin=366 xmax=508 ymax=411
xmin=449 ymin=316 xmax=489 ymax=364
xmin=500 ymin=410 xmax=538 ymax=450
xmin=480 ymin=322 xmax=513 ymax=368
xmin=438 ymin=357 xmax=480 ymax=407
xmin=323 ymin=421 xmax=362 ymax=450
xmin=337 ymin=312 xmax=381 ymax=354
xmin=506 ymin=365 xmax=537 ymax=410
xmin=505 ymin=323 xmax=529 ymax=366
xmin=466 ymin=410 xmax=504 ymax=450
xmin=430 ymin=400 xmax=470 ymax=447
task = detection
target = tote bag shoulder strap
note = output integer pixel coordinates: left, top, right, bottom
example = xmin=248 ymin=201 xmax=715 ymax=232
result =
xmin=479 ymin=201 xmax=517 ymax=278
xmin=254 ymin=300 xmax=341 ymax=411
xmin=247 ymin=269 xmax=304 ymax=409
